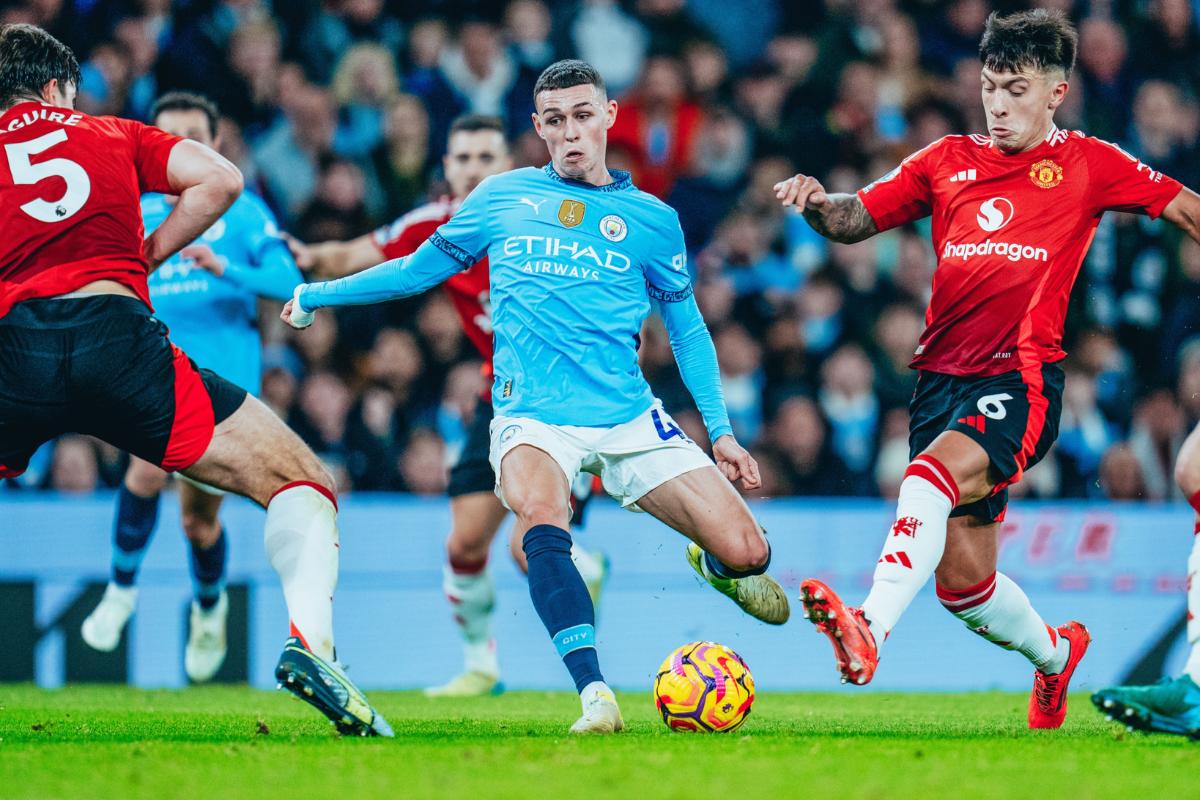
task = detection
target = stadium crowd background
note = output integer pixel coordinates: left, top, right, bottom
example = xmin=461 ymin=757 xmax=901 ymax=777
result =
xmin=7 ymin=0 xmax=1200 ymax=503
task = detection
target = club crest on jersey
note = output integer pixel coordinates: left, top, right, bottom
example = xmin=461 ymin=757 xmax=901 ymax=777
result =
xmin=599 ymin=214 xmax=627 ymax=242
xmin=557 ymin=199 xmax=585 ymax=228
xmin=1028 ymin=159 xmax=1063 ymax=189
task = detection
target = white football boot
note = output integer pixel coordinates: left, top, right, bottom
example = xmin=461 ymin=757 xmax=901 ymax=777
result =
xmin=185 ymin=590 xmax=229 ymax=683
xmin=81 ymin=583 xmax=138 ymax=652
xmin=569 ymin=682 xmax=625 ymax=734
xmin=424 ymin=670 xmax=503 ymax=698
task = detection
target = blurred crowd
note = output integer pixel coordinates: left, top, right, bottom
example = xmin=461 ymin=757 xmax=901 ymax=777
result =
xmin=9 ymin=0 xmax=1200 ymax=502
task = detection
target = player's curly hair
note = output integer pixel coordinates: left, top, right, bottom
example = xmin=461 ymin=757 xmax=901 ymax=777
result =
xmin=0 ymin=24 xmax=80 ymax=109
xmin=532 ymin=59 xmax=606 ymax=107
xmin=979 ymin=9 xmax=1078 ymax=78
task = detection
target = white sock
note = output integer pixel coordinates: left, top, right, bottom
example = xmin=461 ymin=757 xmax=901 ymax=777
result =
xmin=1185 ymin=523 xmax=1200 ymax=684
xmin=580 ymin=680 xmax=614 ymax=705
xmin=861 ymin=455 xmax=959 ymax=645
xmin=264 ymin=483 xmax=339 ymax=662
xmin=571 ymin=544 xmax=603 ymax=586
xmin=938 ymin=571 xmax=1068 ymax=673
xmin=443 ymin=564 xmax=499 ymax=677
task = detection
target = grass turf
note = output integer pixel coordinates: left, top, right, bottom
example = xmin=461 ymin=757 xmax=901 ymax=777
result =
xmin=0 ymin=685 xmax=1195 ymax=800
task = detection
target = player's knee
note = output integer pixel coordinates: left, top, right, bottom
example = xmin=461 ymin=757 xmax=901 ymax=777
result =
xmin=125 ymin=462 xmax=167 ymax=496
xmin=447 ymin=531 xmax=490 ymax=567
xmin=1174 ymin=456 xmax=1200 ymax=498
xmin=282 ymin=455 xmax=337 ymax=496
xmin=511 ymin=498 xmax=567 ymax=530
xmin=181 ymin=512 xmax=221 ymax=548
xmin=720 ymin=522 xmax=770 ymax=574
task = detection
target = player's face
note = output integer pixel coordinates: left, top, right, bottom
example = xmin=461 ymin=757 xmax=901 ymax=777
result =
xmin=442 ymin=129 xmax=511 ymax=200
xmin=153 ymin=109 xmax=217 ymax=149
xmin=532 ymin=83 xmax=617 ymax=182
xmin=981 ymin=66 xmax=1069 ymax=154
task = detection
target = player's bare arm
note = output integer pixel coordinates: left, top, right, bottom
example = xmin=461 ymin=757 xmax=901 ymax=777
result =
xmin=773 ymin=174 xmax=878 ymax=244
xmin=286 ymin=233 xmax=383 ymax=280
xmin=143 ymin=140 xmax=242 ymax=272
xmin=1163 ymin=186 xmax=1200 ymax=243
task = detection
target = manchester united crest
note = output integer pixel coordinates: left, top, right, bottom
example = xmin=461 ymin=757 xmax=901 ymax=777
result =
xmin=1029 ymin=159 xmax=1063 ymax=189
xmin=557 ymin=199 xmax=585 ymax=227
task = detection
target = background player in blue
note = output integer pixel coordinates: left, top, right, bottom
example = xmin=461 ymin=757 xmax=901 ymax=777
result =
xmin=82 ymin=92 xmax=302 ymax=682
xmin=282 ymin=60 xmax=790 ymax=734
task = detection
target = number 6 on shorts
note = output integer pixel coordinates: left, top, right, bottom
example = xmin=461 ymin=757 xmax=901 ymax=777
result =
xmin=976 ymin=392 xmax=1013 ymax=420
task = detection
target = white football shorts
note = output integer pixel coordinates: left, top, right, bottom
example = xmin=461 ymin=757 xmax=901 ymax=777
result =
xmin=489 ymin=400 xmax=713 ymax=513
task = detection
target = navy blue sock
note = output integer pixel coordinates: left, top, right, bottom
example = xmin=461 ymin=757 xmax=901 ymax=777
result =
xmin=704 ymin=541 xmax=771 ymax=579
xmin=190 ymin=528 xmax=227 ymax=610
xmin=523 ymin=524 xmax=604 ymax=693
xmin=112 ymin=484 xmax=160 ymax=586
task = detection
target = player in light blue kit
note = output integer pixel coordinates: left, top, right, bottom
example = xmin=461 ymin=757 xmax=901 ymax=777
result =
xmin=82 ymin=93 xmax=303 ymax=682
xmin=283 ymin=60 xmax=790 ymax=733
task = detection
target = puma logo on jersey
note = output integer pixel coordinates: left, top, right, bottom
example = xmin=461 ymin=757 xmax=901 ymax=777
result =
xmin=948 ymin=169 xmax=977 ymax=183
xmin=519 ymin=197 xmax=546 ymax=214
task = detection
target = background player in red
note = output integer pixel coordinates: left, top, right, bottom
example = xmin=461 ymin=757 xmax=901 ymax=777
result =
xmin=289 ymin=114 xmax=607 ymax=697
xmin=0 ymin=23 xmax=390 ymax=735
xmin=775 ymin=9 xmax=1200 ymax=728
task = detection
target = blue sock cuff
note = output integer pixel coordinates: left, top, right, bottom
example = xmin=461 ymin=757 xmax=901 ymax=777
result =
xmin=704 ymin=540 xmax=771 ymax=579
xmin=552 ymin=623 xmax=595 ymax=658
xmin=523 ymin=524 xmax=571 ymax=559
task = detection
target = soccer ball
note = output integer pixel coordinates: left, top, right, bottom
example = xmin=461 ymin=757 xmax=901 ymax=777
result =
xmin=652 ymin=641 xmax=755 ymax=732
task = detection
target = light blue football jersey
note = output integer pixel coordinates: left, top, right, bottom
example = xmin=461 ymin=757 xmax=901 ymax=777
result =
xmin=431 ymin=165 xmax=692 ymax=427
xmin=145 ymin=190 xmax=300 ymax=394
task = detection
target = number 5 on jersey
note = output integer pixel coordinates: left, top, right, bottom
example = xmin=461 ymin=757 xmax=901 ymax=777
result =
xmin=6 ymin=129 xmax=91 ymax=222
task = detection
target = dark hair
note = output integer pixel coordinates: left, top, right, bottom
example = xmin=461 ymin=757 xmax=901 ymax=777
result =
xmin=979 ymin=10 xmax=1078 ymax=78
xmin=0 ymin=24 xmax=80 ymax=108
xmin=532 ymin=59 xmax=606 ymax=107
xmin=448 ymin=114 xmax=506 ymax=137
xmin=150 ymin=91 xmax=220 ymax=137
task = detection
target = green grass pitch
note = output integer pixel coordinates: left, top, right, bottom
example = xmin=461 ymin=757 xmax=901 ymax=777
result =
xmin=1 ymin=685 xmax=1195 ymax=800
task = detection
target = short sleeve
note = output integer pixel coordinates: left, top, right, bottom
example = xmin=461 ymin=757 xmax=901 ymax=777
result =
xmin=856 ymin=138 xmax=942 ymax=232
xmin=120 ymin=118 xmax=182 ymax=195
xmin=644 ymin=208 xmax=692 ymax=302
xmin=430 ymin=176 xmax=493 ymax=267
xmin=1086 ymin=139 xmax=1183 ymax=219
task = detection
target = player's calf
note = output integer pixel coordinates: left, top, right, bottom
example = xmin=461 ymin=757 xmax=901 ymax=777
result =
xmin=183 ymin=396 xmax=340 ymax=661
xmin=937 ymin=571 xmax=1069 ymax=674
xmin=860 ymin=444 xmax=974 ymax=644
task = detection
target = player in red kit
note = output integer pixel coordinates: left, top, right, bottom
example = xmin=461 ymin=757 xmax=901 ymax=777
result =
xmin=0 ymin=24 xmax=390 ymax=735
xmin=776 ymin=9 xmax=1200 ymax=728
xmin=289 ymin=115 xmax=607 ymax=697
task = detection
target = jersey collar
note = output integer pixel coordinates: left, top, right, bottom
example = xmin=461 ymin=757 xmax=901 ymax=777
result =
xmin=542 ymin=163 xmax=633 ymax=192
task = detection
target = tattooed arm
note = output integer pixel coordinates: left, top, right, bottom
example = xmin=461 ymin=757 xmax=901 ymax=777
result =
xmin=774 ymin=174 xmax=879 ymax=244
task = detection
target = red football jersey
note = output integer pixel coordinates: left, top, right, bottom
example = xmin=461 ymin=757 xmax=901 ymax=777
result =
xmin=0 ymin=102 xmax=181 ymax=318
xmin=373 ymin=197 xmax=493 ymax=375
xmin=858 ymin=126 xmax=1183 ymax=377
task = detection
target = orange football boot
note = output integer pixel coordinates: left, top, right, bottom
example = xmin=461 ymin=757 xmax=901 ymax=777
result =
xmin=799 ymin=578 xmax=879 ymax=686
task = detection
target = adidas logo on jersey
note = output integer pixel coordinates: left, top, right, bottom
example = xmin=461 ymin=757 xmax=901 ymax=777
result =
xmin=948 ymin=169 xmax=977 ymax=183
